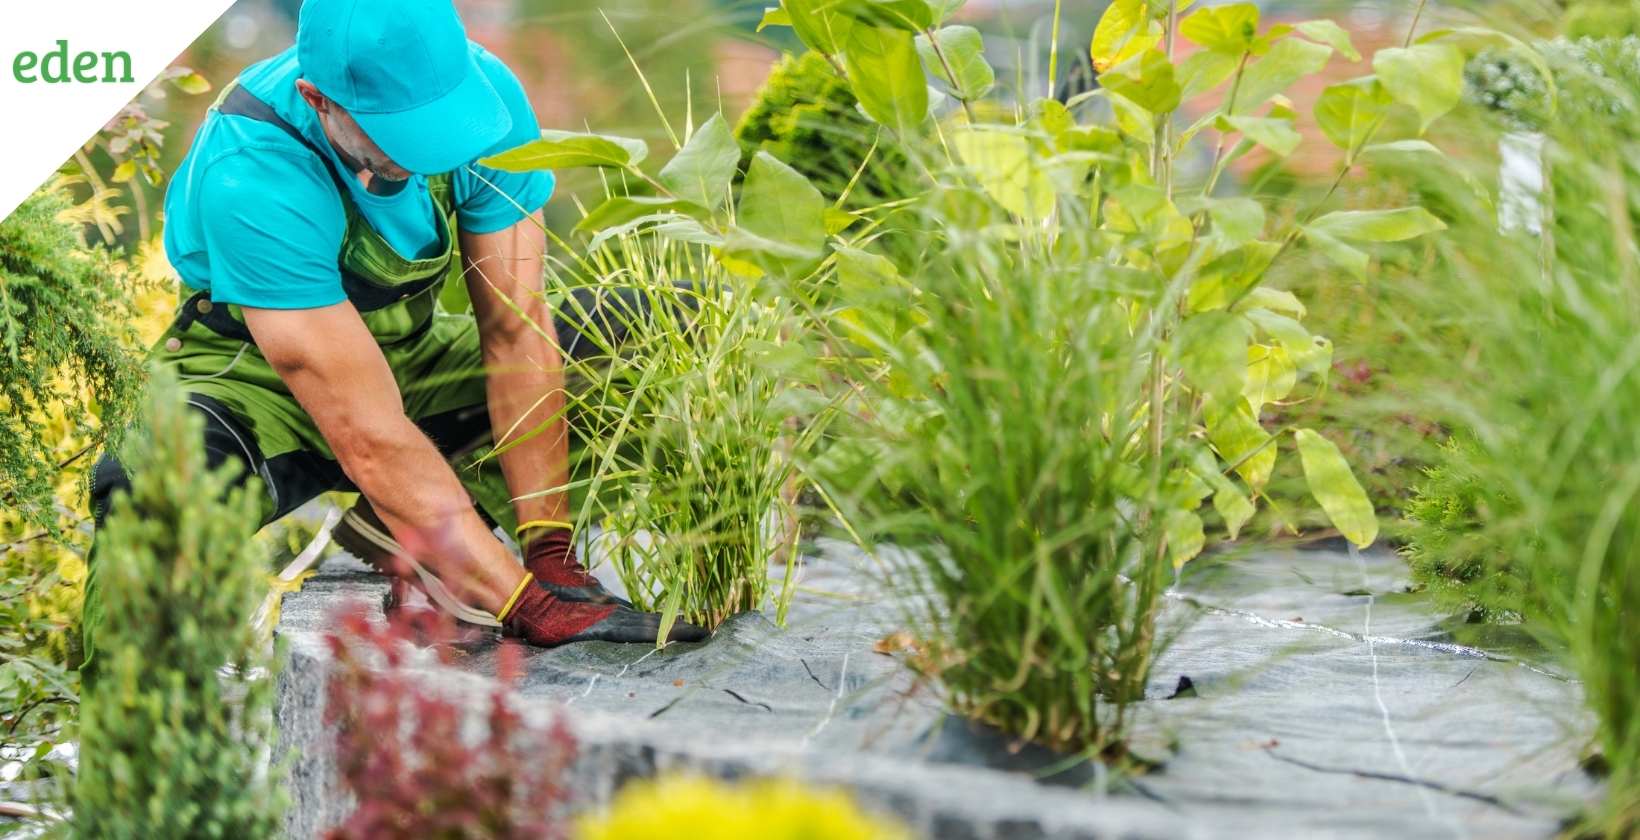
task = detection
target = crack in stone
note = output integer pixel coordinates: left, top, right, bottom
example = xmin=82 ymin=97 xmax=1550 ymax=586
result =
xmin=1263 ymin=749 xmax=1524 ymax=815
xmin=800 ymin=658 xmax=832 ymax=692
xmin=647 ymin=696 xmax=683 ymax=719
xmin=721 ymin=688 xmax=773 ymax=712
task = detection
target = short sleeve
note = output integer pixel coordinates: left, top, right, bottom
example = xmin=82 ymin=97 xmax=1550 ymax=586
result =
xmin=454 ymin=45 xmax=555 ymax=234
xmin=198 ymin=150 xmax=348 ymax=310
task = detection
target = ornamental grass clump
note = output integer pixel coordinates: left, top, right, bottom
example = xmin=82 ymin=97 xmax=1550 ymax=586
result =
xmin=72 ymin=375 xmax=284 ymax=839
xmin=819 ymin=191 xmax=1180 ymax=755
xmin=324 ymin=606 xmax=577 ymax=840
xmin=483 ymin=106 xmax=836 ymax=633
xmin=1393 ymin=38 xmax=1640 ymax=836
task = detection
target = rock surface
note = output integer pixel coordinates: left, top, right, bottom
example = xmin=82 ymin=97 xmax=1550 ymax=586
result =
xmin=275 ymin=539 xmax=1598 ymax=839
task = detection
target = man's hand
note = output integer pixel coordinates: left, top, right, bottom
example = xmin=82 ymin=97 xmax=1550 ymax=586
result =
xmin=244 ymin=302 xmax=524 ymax=615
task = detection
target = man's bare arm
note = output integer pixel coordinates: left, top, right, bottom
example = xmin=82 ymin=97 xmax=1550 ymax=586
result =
xmin=243 ymin=302 xmax=523 ymax=614
xmin=459 ymin=210 xmax=570 ymax=533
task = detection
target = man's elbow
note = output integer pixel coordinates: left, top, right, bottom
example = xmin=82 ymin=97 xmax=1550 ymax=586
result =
xmin=325 ymin=415 xmax=414 ymax=489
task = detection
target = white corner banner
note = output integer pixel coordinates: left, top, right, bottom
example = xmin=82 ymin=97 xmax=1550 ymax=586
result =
xmin=0 ymin=1 xmax=239 ymax=221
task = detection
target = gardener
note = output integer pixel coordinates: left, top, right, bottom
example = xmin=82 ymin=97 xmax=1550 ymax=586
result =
xmin=82 ymin=0 xmax=708 ymax=669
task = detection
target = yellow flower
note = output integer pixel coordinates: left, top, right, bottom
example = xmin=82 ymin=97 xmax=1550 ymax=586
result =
xmin=575 ymin=775 xmax=912 ymax=840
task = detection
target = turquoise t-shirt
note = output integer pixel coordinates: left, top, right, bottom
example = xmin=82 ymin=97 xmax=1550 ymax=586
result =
xmin=162 ymin=42 xmax=554 ymax=310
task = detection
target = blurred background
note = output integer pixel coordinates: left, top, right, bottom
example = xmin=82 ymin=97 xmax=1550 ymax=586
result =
xmin=72 ymin=0 xmax=1500 ymax=243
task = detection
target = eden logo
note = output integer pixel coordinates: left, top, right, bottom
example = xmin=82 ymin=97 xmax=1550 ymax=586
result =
xmin=12 ymin=40 xmax=134 ymax=84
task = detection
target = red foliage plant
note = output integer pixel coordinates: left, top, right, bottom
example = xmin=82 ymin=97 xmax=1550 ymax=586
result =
xmin=323 ymin=603 xmax=577 ymax=840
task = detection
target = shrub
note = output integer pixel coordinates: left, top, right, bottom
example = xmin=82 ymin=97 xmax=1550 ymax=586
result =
xmin=0 ymin=188 xmax=140 ymax=532
xmin=574 ymin=775 xmax=911 ymax=840
xmin=733 ymin=51 xmax=909 ymax=207
xmin=1400 ymin=437 xmax=1524 ymax=619
xmin=324 ymin=606 xmax=576 ymax=840
xmin=72 ymin=375 xmax=284 ymax=839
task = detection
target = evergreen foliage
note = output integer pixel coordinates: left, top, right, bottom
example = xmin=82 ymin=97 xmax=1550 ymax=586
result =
xmin=73 ymin=377 xmax=283 ymax=840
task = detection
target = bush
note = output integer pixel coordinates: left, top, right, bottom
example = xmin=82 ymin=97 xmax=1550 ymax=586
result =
xmin=1400 ymin=437 xmax=1524 ymax=619
xmin=733 ymin=51 xmax=911 ymax=207
xmin=324 ymin=607 xmax=576 ymax=839
xmin=0 ymin=187 xmax=140 ymax=533
xmin=72 ymin=376 xmax=284 ymax=838
xmin=575 ymin=775 xmax=910 ymax=840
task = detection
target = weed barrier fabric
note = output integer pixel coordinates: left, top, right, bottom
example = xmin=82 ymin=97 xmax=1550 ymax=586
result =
xmin=274 ymin=537 xmax=1599 ymax=839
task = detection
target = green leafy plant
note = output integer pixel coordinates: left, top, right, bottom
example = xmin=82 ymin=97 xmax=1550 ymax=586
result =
xmin=72 ymin=375 xmax=284 ymax=839
xmin=743 ymin=0 xmax=1486 ymax=755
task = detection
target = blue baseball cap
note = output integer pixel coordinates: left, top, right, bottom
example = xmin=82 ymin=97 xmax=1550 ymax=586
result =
xmin=296 ymin=0 xmax=513 ymax=175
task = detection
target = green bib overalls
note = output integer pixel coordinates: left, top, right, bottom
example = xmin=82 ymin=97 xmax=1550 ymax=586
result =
xmin=82 ymin=83 xmax=544 ymax=667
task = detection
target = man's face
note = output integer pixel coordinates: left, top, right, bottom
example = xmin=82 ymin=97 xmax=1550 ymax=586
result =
xmin=321 ymin=105 xmax=413 ymax=183
xmin=295 ymin=79 xmax=412 ymax=183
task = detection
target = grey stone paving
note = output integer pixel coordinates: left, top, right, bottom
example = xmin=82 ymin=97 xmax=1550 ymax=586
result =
xmin=275 ymin=538 xmax=1600 ymax=839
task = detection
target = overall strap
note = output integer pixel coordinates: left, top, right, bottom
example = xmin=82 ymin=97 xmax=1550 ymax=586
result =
xmin=207 ymin=82 xmax=454 ymax=334
xmin=216 ymin=84 xmax=350 ymax=196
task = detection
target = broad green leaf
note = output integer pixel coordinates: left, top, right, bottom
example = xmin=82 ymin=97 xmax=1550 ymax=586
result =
xmin=658 ymin=113 xmax=740 ymax=209
xmin=783 ymin=0 xmax=855 ymax=55
xmin=1178 ymin=50 xmax=1240 ymax=100
xmin=1231 ymin=37 xmax=1332 ymax=114
xmin=757 ymin=6 xmax=792 ymax=30
xmin=728 ymin=151 xmax=828 ymax=277
xmin=1224 ymin=114 xmax=1301 ymax=157
xmin=1314 ymin=78 xmax=1389 ymax=152
xmin=1243 ymin=307 xmax=1330 ymax=373
xmin=1102 ymin=49 xmax=1182 ymax=114
xmin=1308 ymin=207 xmax=1446 ymax=242
xmin=1165 ymin=509 xmax=1207 ymax=569
xmin=1233 ymin=286 xmax=1306 ymax=317
xmin=1091 ymin=0 xmax=1149 ymax=70
xmin=1373 ymin=43 xmax=1464 ymax=132
xmin=952 ymin=129 xmax=1057 ymax=220
xmin=589 ymin=215 xmax=721 ymax=251
xmin=1187 ymin=240 xmax=1279 ymax=311
xmin=825 ymin=207 xmax=861 ymax=234
xmin=1164 ymin=467 xmax=1215 ymax=509
xmin=1180 ymin=3 xmax=1260 ymax=55
xmin=1178 ymin=311 xmax=1250 ymax=400
xmin=1362 ymin=139 xmax=1444 ymax=157
xmin=915 ymin=25 xmax=995 ymax=101
xmin=171 ymin=71 xmax=212 ymax=95
xmin=1205 ymin=396 xmax=1276 ymax=489
xmin=481 ymin=130 xmax=648 ymax=171
xmin=1205 ymin=196 xmax=1266 ymax=245
xmin=1244 ymin=343 xmax=1296 ymax=411
xmin=1192 ymin=450 xmax=1255 ymax=539
xmin=1294 ymin=428 xmax=1378 ymax=546
xmin=1304 ymin=228 xmax=1368 ymax=280
xmin=574 ymin=196 xmax=711 ymax=235
xmin=1293 ymin=20 xmax=1359 ymax=61
xmin=844 ymin=26 xmax=929 ymax=136
xmin=836 ymin=0 xmax=936 ymax=31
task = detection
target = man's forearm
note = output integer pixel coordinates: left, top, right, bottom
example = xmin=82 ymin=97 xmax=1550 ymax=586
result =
xmin=479 ymin=314 xmax=571 ymax=529
xmin=462 ymin=212 xmax=571 ymax=534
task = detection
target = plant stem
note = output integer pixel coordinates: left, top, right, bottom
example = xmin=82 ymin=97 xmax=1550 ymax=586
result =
xmin=1403 ymin=0 xmax=1428 ymax=48
xmin=923 ymin=29 xmax=978 ymax=123
xmin=1046 ymin=0 xmax=1064 ymax=100
xmin=74 ymin=151 xmax=118 ymax=243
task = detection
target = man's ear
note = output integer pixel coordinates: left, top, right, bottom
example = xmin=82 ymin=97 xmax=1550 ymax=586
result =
xmin=295 ymin=79 xmax=328 ymax=113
